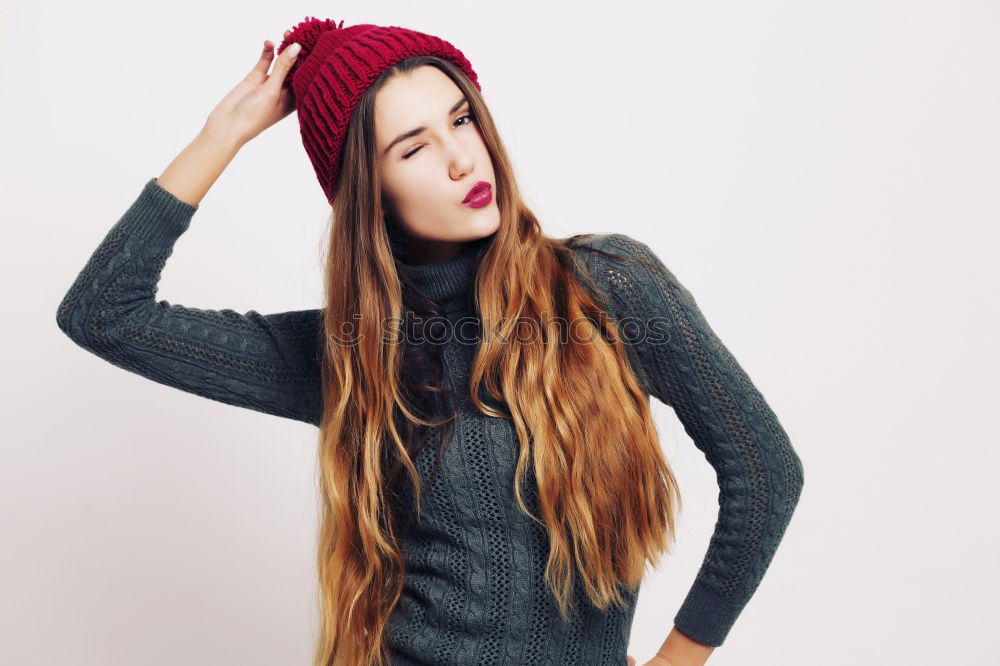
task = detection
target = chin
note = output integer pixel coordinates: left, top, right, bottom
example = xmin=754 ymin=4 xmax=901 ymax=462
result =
xmin=471 ymin=211 xmax=500 ymax=238
xmin=468 ymin=225 xmax=499 ymax=243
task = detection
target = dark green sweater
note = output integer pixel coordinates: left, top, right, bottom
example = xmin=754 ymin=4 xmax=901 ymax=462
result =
xmin=56 ymin=178 xmax=805 ymax=665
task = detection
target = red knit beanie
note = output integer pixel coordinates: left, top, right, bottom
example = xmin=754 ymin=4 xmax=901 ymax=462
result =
xmin=276 ymin=17 xmax=482 ymax=204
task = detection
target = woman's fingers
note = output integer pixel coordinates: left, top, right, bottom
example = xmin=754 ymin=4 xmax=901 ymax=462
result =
xmin=264 ymin=42 xmax=301 ymax=94
xmin=247 ymin=31 xmax=297 ymax=84
xmin=251 ymin=32 xmax=294 ymax=77
xmin=250 ymin=40 xmax=276 ymax=77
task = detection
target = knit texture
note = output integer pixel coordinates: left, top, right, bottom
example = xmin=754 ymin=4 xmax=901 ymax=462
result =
xmin=56 ymin=178 xmax=805 ymax=663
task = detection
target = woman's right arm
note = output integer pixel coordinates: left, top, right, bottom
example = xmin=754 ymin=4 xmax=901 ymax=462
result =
xmin=55 ymin=173 xmax=325 ymax=427
xmin=55 ymin=36 xmax=324 ymax=426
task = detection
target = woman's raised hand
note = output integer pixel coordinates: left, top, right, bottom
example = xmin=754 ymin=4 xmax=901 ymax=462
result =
xmin=205 ymin=29 xmax=301 ymax=148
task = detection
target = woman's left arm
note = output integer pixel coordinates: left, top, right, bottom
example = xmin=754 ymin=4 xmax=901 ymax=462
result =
xmin=582 ymin=233 xmax=806 ymax=656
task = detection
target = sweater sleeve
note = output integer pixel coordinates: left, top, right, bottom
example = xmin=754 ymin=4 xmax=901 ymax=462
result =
xmin=578 ymin=232 xmax=805 ymax=647
xmin=55 ymin=177 xmax=324 ymax=428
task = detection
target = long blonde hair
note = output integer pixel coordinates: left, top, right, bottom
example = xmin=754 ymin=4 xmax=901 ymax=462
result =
xmin=312 ymin=55 xmax=682 ymax=666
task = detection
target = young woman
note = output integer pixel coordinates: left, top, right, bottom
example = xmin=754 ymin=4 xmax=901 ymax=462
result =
xmin=56 ymin=16 xmax=805 ymax=666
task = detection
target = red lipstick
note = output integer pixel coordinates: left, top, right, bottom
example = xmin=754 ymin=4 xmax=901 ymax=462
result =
xmin=462 ymin=181 xmax=492 ymax=209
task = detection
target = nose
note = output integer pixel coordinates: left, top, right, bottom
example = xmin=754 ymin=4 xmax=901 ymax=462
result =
xmin=446 ymin=138 xmax=475 ymax=180
xmin=451 ymin=162 xmax=473 ymax=180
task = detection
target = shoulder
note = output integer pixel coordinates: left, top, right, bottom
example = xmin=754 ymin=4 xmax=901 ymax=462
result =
xmin=564 ymin=233 xmax=704 ymax=348
xmin=564 ymin=232 xmax=679 ymax=294
xmin=561 ymin=234 xmax=677 ymax=398
xmin=563 ymin=231 xmax=634 ymax=254
xmin=565 ymin=232 xmax=659 ymax=265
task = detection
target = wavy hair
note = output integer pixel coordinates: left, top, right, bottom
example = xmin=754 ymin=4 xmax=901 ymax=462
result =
xmin=311 ymin=54 xmax=682 ymax=666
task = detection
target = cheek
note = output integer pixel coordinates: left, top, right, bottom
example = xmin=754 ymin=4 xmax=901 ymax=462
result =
xmin=381 ymin=170 xmax=423 ymax=211
xmin=383 ymin=175 xmax=445 ymax=230
xmin=470 ymin=139 xmax=495 ymax=176
xmin=395 ymin=169 xmax=443 ymax=206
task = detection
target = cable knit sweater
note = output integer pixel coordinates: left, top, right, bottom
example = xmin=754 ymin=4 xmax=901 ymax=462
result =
xmin=56 ymin=177 xmax=805 ymax=665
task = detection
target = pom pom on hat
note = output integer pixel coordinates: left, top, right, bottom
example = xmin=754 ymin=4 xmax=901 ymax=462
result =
xmin=276 ymin=16 xmax=345 ymax=91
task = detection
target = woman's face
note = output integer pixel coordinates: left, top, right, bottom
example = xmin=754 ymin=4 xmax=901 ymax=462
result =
xmin=375 ymin=66 xmax=500 ymax=264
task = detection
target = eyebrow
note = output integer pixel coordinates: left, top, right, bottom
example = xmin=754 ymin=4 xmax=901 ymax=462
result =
xmin=382 ymin=96 xmax=470 ymax=156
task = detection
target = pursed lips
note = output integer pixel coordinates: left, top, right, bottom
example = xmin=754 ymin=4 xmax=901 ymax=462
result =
xmin=462 ymin=180 xmax=490 ymax=204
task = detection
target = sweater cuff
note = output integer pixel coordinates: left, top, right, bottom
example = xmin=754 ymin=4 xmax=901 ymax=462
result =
xmin=672 ymin=577 xmax=746 ymax=648
xmin=125 ymin=177 xmax=199 ymax=246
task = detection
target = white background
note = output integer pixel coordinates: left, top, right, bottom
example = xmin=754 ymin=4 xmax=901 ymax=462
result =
xmin=3 ymin=1 xmax=998 ymax=664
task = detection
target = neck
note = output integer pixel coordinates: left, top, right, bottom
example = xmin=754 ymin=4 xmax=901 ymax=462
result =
xmin=397 ymin=242 xmax=483 ymax=314
xmin=404 ymin=238 xmax=473 ymax=265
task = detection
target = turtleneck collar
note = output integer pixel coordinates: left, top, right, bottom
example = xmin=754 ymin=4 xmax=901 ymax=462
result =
xmin=397 ymin=243 xmax=481 ymax=314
